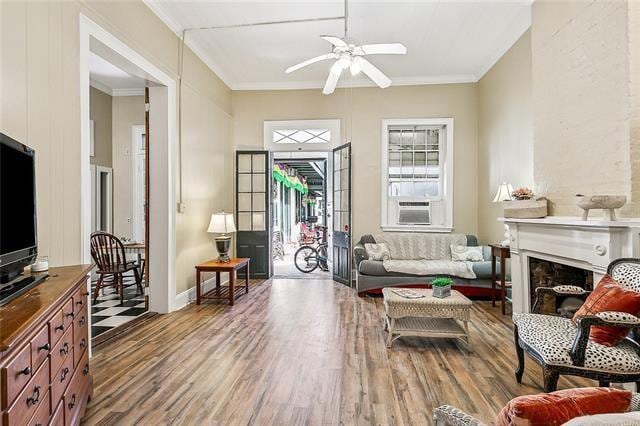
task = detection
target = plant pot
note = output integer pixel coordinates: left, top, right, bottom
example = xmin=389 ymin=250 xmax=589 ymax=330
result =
xmin=432 ymin=284 xmax=451 ymax=298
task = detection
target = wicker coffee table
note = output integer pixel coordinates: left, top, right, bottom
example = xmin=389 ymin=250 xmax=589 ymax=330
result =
xmin=382 ymin=287 xmax=472 ymax=349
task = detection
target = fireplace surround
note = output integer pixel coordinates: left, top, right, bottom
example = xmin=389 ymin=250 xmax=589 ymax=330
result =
xmin=501 ymin=217 xmax=640 ymax=313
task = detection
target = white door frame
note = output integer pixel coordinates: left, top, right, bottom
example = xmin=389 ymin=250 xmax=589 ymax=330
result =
xmin=131 ymin=125 xmax=146 ymax=242
xmin=80 ymin=14 xmax=177 ymax=314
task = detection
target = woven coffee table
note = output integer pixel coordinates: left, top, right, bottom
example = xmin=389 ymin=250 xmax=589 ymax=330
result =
xmin=382 ymin=287 xmax=472 ymax=349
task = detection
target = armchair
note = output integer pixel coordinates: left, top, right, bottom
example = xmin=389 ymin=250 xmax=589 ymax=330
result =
xmin=513 ymin=258 xmax=640 ymax=392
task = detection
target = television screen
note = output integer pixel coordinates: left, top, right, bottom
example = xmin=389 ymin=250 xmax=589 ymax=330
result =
xmin=0 ymin=137 xmax=37 ymax=257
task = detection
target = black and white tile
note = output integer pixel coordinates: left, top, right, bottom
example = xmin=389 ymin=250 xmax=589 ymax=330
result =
xmin=91 ymin=276 xmax=147 ymax=337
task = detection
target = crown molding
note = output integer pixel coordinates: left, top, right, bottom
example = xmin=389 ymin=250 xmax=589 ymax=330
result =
xmin=232 ymin=74 xmax=479 ymax=91
xmin=89 ymin=79 xmax=112 ymax=96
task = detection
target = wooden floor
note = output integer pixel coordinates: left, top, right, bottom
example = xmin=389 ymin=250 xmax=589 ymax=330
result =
xmin=83 ymin=278 xmax=592 ymax=425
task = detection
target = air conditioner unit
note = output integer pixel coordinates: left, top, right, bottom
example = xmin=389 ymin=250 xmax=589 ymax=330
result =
xmin=397 ymin=200 xmax=431 ymax=225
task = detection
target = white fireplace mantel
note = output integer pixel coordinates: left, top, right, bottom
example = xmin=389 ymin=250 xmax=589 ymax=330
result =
xmin=499 ymin=216 xmax=640 ymax=313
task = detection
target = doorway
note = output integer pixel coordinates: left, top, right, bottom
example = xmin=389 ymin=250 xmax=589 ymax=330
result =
xmin=272 ymin=156 xmax=330 ymax=278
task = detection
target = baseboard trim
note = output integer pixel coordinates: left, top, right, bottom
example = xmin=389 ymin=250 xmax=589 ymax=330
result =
xmin=174 ymin=277 xmax=229 ymax=310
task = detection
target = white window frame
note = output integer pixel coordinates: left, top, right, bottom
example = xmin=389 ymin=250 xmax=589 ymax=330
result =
xmin=381 ymin=118 xmax=454 ymax=233
xmin=263 ymin=119 xmax=341 ymax=152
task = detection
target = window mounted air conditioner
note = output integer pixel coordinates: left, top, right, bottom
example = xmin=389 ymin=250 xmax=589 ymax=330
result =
xmin=397 ymin=201 xmax=431 ymax=225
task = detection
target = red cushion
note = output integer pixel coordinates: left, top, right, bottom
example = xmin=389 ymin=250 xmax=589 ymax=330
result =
xmin=495 ymin=387 xmax=632 ymax=426
xmin=572 ymin=274 xmax=640 ymax=346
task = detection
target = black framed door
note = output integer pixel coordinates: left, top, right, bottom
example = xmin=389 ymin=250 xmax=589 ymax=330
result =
xmin=332 ymin=143 xmax=351 ymax=285
xmin=236 ymin=151 xmax=271 ymax=279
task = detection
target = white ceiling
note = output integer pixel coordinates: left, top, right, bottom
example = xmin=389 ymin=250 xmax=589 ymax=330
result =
xmin=89 ymin=52 xmax=147 ymax=96
xmin=144 ymin=1 xmax=531 ymax=90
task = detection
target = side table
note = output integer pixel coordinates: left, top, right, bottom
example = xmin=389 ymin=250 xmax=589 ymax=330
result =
xmin=195 ymin=258 xmax=250 ymax=306
xmin=490 ymin=244 xmax=511 ymax=315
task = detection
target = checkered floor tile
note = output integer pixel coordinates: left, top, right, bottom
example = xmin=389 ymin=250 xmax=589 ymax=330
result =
xmin=91 ymin=273 xmax=148 ymax=338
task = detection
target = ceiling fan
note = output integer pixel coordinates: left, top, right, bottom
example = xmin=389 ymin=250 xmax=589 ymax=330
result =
xmin=285 ymin=36 xmax=407 ymax=95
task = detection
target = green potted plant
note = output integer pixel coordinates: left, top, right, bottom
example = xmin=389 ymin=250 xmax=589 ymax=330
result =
xmin=431 ymin=277 xmax=453 ymax=298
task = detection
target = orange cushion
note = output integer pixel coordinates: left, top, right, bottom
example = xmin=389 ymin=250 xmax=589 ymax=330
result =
xmin=572 ymin=274 xmax=640 ymax=346
xmin=495 ymin=387 xmax=632 ymax=426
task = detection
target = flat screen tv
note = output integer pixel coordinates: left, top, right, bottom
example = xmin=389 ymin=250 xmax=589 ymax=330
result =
xmin=0 ymin=133 xmax=42 ymax=305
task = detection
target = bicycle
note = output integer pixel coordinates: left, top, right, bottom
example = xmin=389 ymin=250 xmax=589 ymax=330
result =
xmin=294 ymin=232 xmax=329 ymax=273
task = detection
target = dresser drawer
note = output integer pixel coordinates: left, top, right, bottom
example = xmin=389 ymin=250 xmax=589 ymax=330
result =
xmin=4 ymin=358 xmax=49 ymax=426
xmin=27 ymin=390 xmax=50 ymax=426
xmin=49 ymin=310 xmax=66 ymax=347
xmin=49 ymin=400 xmax=64 ymax=426
xmin=50 ymin=326 xmax=73 ymax=380
xmin=1 ymin=343 xmax=31 ymax=409
xmin=51 ymin=352 xmax=74 ymax=409
xmin=72 ymin=287 xmax=87 ymax=317
xmin=31 ymin=324 xmax=50 ymax=372
xmin=62 ymin=366 xmax=88 ymax=426
xmin=61 ymin=299 xmax=75 ymax=329
xmin=73 ymin=313 xmax=88 ymax=367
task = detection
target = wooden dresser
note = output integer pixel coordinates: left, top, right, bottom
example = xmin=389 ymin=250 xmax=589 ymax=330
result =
xmin=0 ymin=265 xmax=94 ymax=425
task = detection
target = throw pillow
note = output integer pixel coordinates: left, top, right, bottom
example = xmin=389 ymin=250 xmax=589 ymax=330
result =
xmin=450 ymin=245 xmax=484 ymax=262
xmin=364 ymin=243 xmax=391 ymax=261
xmin=495 ymin=387 xmax=632 ymax=426
xmin=572 ymin=274 xmax=640 ymax=346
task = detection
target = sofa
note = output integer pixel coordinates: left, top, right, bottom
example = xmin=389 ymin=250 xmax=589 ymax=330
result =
xmin=354 ymin=233 xmax=500 ymax=295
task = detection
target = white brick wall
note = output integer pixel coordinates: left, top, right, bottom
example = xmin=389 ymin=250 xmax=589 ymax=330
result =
xmin=531 ymin=0 xmax=635 ymax=216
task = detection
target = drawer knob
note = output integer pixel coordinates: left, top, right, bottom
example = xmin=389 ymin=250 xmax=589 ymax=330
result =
xmin=75 ymin=300 xmax=83 ymax=306
xmin=55 ymin=324 xmax=64 ymax=332
xmin=80 ymin=338 xmax=86 ymax=349
xmin=65 ymin=312 xmax=75 ymax=319
xmin=18 ymin=366 xmax=31 ymax=376
xmin=79 ymin=317 xmax=86 ymax=326
xmin=60 ymin=367 xmax=69 ymax=382
xmin=83 ymin=364 xmax=89 ymax=375
xmin=67 ymin=394 xmax=76 ymax=409
xmin=38 ymin=343 xmax=50 ymax=352
xmin=26 ymin=386 xmax=40 ymax=407
xmin=60 ymin=342 xmax=69 ymax=355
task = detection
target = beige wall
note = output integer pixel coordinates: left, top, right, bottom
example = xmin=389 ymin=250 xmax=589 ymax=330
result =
xmin=0 ymin=0 xmax=233 ymax=296
xmin=531 ymin=0 xmax=637 ymax=216
xmin=111 ymin=95 xmax=144 ymax=239
xmin=478 ymin=30 xmax=533 ymax=243
xmin=89 ymin=87 xmax=112 ymax=168
xmin=232 ymin=84 xmax=479 ymax=239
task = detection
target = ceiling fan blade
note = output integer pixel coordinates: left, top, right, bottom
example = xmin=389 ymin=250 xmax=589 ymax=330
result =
xmin=357 ymin=43 xmax=407 ymax=55
xmin=353 ymin=57 xmax=391 ymax=88
xmin=323 ymin=62 xmax=343 ymax=95
xmin=321 ymin=35 xmax=347 ymax=47
xmin=285 ymin=53 xmax=337 ymax=74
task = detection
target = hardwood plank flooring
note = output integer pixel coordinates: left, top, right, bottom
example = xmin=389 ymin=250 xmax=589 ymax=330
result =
xmin=83 ymin=278 xmax=592 ymax=425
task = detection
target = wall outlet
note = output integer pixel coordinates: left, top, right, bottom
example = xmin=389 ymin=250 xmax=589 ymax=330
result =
xmin=178 ymin=202 xmax=186 ymax=213
xmin=127 ymin=217 xmax=131 ymax=224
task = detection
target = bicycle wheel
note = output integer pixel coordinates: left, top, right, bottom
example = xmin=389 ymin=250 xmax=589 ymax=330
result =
xmin=294 ymin=245 xmax=319 ymax=273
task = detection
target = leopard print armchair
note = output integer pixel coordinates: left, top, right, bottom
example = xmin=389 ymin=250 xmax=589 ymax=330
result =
xmin=512 ymin=258 xmax=640 ymax=392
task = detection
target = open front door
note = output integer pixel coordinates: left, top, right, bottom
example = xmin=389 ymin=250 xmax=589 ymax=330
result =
xmin=236 ymin=151 xmax=272 ymax=279
xmin=332 ymin=143 xmax=351 ymax=285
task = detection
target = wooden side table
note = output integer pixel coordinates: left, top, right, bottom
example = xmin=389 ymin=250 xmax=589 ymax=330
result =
xmin=490 ymin=244 xmax=511 ymax=315
xmin=195 ymin=258 xmax=250 ymax=306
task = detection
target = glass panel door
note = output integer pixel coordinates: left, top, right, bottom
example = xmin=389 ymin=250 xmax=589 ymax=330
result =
xmin=332 ymin=143 xmax=351 ymax=285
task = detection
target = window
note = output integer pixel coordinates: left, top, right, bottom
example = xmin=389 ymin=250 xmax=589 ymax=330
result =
xmin=381 ymin=118 xmax=453 ymax=232
xmin=264 ymin=119 xmax=340 ymax=152
xmin=387 ymin=125 xmax=442 ymax=198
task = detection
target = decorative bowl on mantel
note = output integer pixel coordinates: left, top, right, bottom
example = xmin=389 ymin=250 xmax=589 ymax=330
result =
xmin=575 ymin=195 xmax=626 ymax=221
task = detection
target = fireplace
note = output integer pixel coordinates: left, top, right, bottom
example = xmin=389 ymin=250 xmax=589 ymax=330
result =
xmin=500 ymin=216 xmax=640 ymax=313
xmin=528 ymin=257 xmax=593 ymax=315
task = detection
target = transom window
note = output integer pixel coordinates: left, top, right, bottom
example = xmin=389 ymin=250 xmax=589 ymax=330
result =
xmin=387 ymin=125 xmax=442 ymax=198
xmin=273 ymin=129 xmax=330 ymax=144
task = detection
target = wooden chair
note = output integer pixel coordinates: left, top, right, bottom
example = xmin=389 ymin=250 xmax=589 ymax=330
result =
xmin=90 ymin=231 xmax=143 ymax=304
xmin=513 ymin=258 xmax=640 ymax=392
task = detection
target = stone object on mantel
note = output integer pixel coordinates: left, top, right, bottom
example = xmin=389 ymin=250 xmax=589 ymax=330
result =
xmin=503 ymin=197 xmax=548 ymax=219
xmin=575 ymin=194 xmax=626 ymax=221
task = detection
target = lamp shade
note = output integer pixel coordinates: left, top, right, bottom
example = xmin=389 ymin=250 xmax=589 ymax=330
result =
xmin=207 ymin=212 xmax=236 ymax=234
xmin=493 ymin=182 xmax=514 ymax=202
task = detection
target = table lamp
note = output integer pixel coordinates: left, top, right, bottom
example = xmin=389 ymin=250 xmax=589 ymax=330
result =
xmin=207 ymin=212 xmax=236 ymax=262
xmin=493 ymin=182 xmax=514 ymax=246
